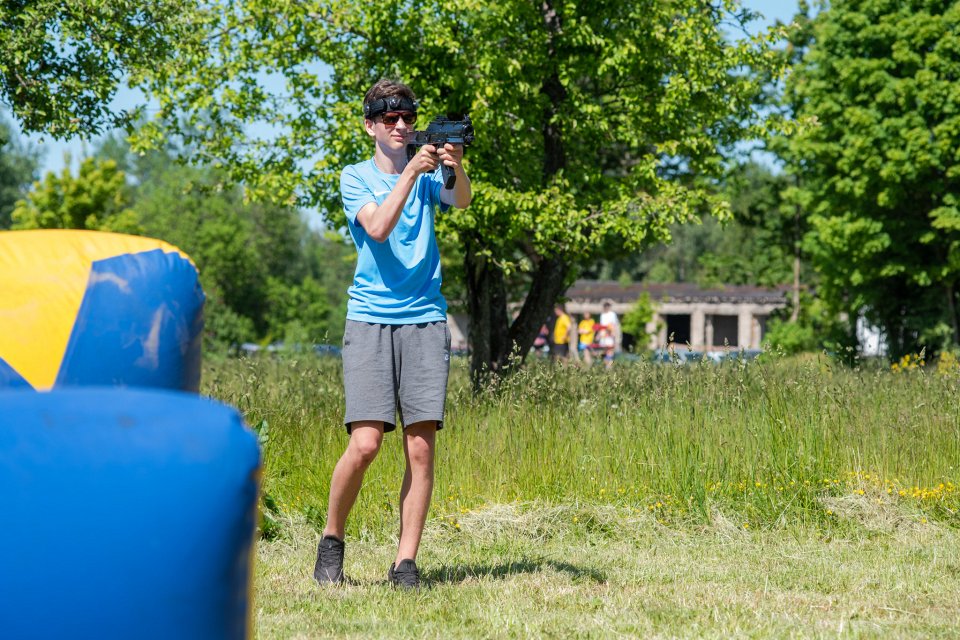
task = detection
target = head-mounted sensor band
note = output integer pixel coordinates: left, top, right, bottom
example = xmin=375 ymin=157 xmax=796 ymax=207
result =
xmin=364 ymin=96 xmax=418 ymax=119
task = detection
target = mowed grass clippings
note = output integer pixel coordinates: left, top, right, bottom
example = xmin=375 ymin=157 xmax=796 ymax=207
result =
xmin=202 ymin=353 xmax=960 ymax=637
xmin=254 ymin=505 xmax=960 ymax=639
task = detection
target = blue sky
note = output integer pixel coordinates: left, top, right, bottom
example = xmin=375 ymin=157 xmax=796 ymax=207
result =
xmin=747 ymin=0 xmax=802 ymax=29
xmin=10 ymin=0 xmax=800 ymax=178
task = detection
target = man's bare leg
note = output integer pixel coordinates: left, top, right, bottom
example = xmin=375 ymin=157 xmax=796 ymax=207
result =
xmin=323 ymin=421 xmax=384 ymax=540
xmin=395 ymin=420 xmax=437 ymax=564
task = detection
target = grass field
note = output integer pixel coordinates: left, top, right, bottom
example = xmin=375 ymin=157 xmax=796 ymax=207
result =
xmin=203 ymin=353 xmax=960 ymax=638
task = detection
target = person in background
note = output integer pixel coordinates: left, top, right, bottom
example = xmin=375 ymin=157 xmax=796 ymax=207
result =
xmin=600 ymin=300 xmax=621 ymax=355
xmin=533 ymin=323 xmax=550 ymax=357
xmin=597 ymin=325 xmax=616 ymax=369
xmin=578 ymin=311 xmax=597 ymax=366
xmin=552 ymin=303 xmax=572 ymax=362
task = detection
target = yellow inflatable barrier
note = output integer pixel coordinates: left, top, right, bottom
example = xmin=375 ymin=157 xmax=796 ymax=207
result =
xmin=0 ymin=230 xmax=204 ymax=391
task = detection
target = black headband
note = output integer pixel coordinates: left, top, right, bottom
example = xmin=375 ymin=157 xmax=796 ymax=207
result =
xmin=363 ymin=96 xmax=418 ymax=119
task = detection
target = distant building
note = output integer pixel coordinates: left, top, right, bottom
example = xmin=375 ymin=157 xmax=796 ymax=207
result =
xmin=446 ymin=279 xmax=790 ymax=354
xmin=565 ymin=280 xmax=789 ymax=351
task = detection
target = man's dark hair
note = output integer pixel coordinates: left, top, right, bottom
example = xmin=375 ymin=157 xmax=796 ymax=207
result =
xmin=363 ymin=79 xmax=417 ymax=119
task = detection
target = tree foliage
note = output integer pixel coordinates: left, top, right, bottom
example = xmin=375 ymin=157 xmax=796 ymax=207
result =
xmin=716 ymin=162 xmax=797 ymax=288
xmin=0 ymin=0 xmax=205 ymax=137
xmin=112 ymin=142 xmax=353 ymax=348
xmin=11 ymin=156 xmax=142 ymax=232
xmin=585 ymin=162 xmax=799 ymax=290
xmin=620 ymin=292 xmax=657 ymax=351
xmin=0 ymin=118 xmax=39 ymax=228
xmin=783 ymin=0 xmax=960 ymax=357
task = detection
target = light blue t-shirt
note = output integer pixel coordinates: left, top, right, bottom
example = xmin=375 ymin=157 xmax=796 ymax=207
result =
xmin=340 ymin=158 xmax=449 ymax=324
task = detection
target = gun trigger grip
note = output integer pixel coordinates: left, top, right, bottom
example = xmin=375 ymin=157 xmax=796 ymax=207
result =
xmin=441 ymin=163 xmax=456 ymax=189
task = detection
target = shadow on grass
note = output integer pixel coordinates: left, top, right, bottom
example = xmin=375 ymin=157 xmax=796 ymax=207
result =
xmin=423 ymin=558 xmax=606 ymax=585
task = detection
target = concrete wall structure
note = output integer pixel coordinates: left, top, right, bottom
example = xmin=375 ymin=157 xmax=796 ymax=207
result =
xmin=564 ymin=280 xmax=788 ymax=351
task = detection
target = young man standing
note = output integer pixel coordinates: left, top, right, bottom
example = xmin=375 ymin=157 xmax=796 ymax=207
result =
xmin=314 ymin=79 xmax=472 ymax=589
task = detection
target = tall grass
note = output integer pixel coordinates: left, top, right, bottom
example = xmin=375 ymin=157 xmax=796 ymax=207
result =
xmin=203 ymin=354 xmax=960 ymax=540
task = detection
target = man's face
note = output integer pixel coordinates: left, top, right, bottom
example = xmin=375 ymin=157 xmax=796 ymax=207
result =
xmin=365 ymin=110 xmax=417 ymax=151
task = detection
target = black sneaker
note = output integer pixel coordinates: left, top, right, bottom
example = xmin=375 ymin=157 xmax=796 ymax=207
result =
xmin=313 ymin=535 xmax=345 ymax=585
xmin=387 ymin=558 xmax=420 ymax=589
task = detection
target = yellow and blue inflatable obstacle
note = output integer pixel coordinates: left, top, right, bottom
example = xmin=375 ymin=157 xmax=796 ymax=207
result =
xmin=0 ymin=230 xmax=204 ymax=391
xmin=0 ymin=388 xmax=261 ymax=640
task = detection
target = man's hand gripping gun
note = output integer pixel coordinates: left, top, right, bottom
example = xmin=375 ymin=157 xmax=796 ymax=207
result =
xmin=406 ymin=115 xmax=475 ymax=189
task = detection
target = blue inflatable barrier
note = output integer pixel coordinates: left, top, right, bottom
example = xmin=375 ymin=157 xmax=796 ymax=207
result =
xmin=0 ymin=230 xmax=204 ymax=391
xmin=0 ymin=388 xmax=261 ymax=640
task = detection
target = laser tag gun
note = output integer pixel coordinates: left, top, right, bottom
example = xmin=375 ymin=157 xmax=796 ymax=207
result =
xmin=406 ymin=115 xmax=475 ymax=189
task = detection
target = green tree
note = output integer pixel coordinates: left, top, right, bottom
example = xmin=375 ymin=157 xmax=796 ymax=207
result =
xmin=129 ymin=0 xmax=785 ymax=385
xmin=0 ymin=0 xmax=205 ymax=137
xmin=0 ymin=119 xmax=39 ymax=228
xmin=761 ymin=292 xmax=844 ymax=355
xmin=265 ymin=275 xmax=335 ymax=345
xmin=711 ymin=162 xmax=797 ymax=290
xmin=131 ymin=159 xmax=289 ymax=346
xmin=11 ymin=156 xmax=142 ymax=232
xmin=584 ymin=163 xmax=798 ymax=291
xmin=769 ymin=1 xmax=816 ymax=323
xmin=304 ymin=230 xmax=356 ymax=345
xmin=783 ymin=0 xmax=960 ymax=357
xmin=620 ymin=292 xmax=657 ymax=352
xmin=592 ymin=217 xmax=729 ymax=285
xmin=102 ymin=135 xmax=353 ymax=349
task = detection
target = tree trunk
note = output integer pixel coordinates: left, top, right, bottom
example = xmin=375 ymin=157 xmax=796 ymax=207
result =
xmin=790 ymin=198 xmax=802 ymax=323
xmin=946 ymin=282 xmax=959 ymax=346
xmin=790 ymin=252 xmax=801 ymax=322
xmin=462 ymin=0 xmax=572 ymax=391
xmin=464 ymin=237 xmax=510 ymax=390
xmin=464 ymin=247 xmax=571 ymax=390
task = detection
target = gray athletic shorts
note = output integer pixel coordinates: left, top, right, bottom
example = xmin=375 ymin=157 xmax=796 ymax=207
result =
xmin=342 ymin=319 xmax=451 ymax=433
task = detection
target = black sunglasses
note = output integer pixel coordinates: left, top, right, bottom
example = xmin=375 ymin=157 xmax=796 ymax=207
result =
xmin=380 ymin=112 xmax=417 ymax=126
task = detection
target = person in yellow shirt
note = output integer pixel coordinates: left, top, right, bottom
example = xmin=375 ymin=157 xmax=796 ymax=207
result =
xmin=552 ymin=303 xmax=572 ymax=361
xmin=578 ymin=312 xmax=597 ymax=365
